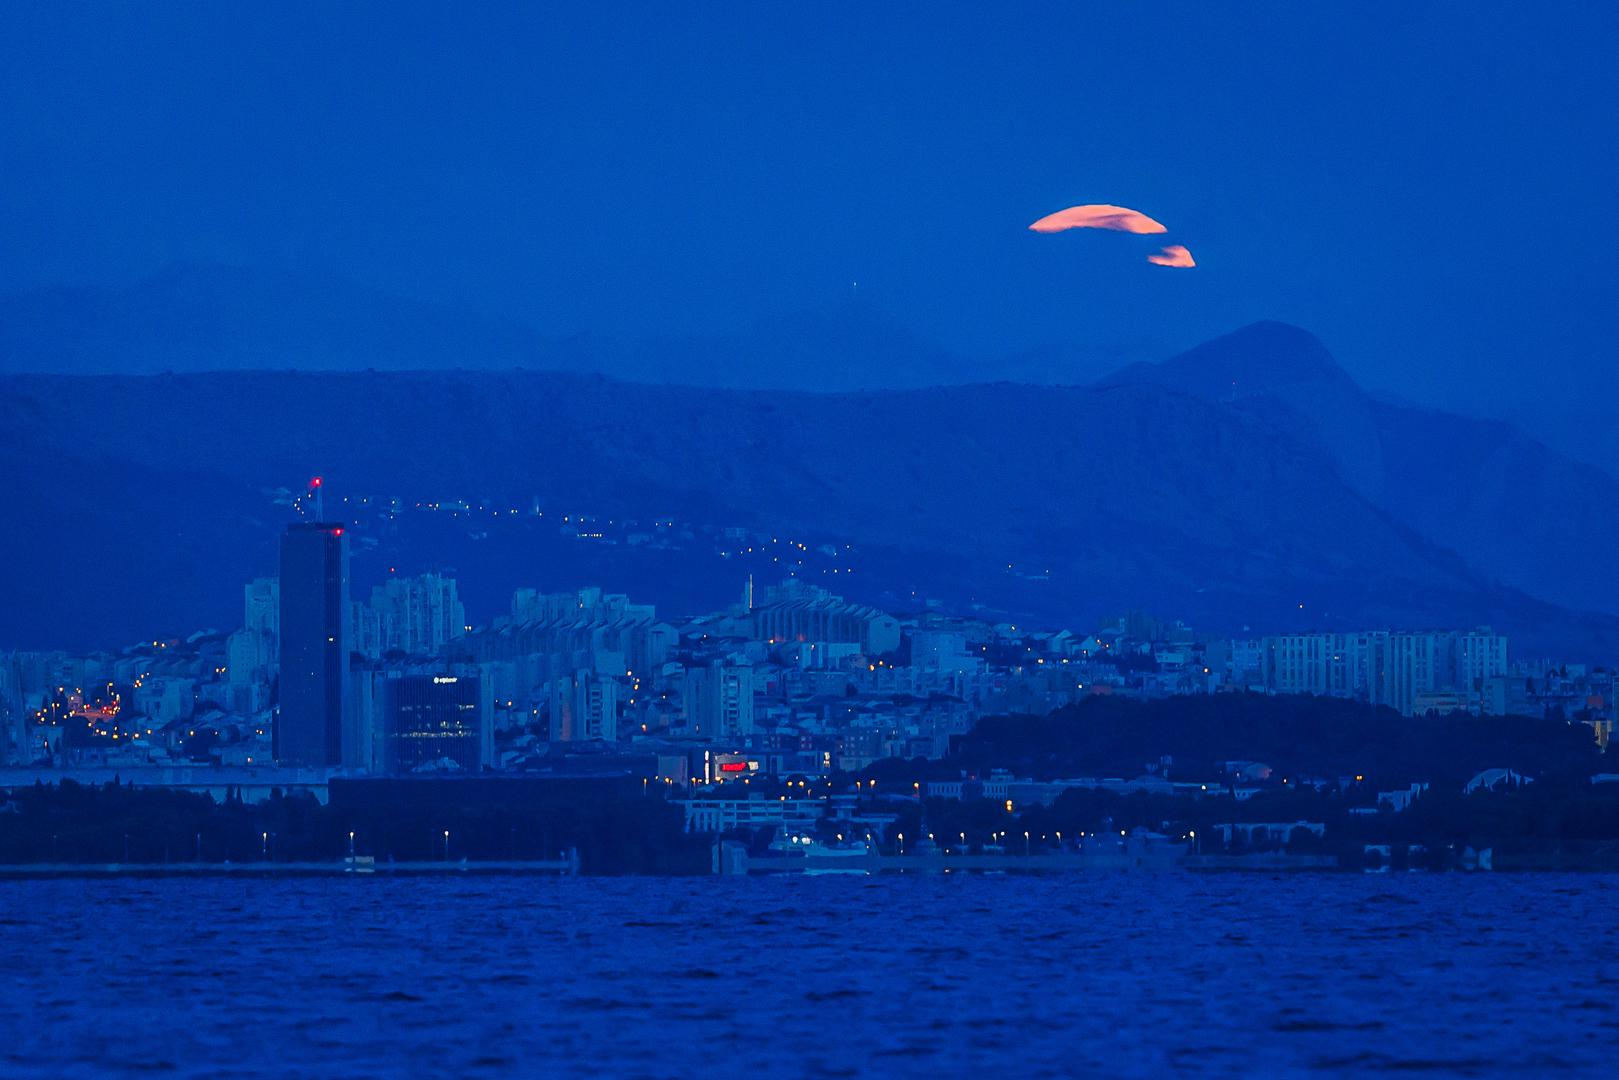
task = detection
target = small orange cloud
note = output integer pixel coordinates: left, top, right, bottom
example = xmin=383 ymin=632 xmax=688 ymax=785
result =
xmin=1147 ymin=244 xmax=1195 ymax=268
xmin=1028 ymin=204 xmax=1168 ymax=235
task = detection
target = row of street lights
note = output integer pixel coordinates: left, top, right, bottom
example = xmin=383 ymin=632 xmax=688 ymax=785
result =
xmin=884 ymin=827 xmax=1179 ymax=856
xmin=49 ymin=827 xmax=482 ymax=865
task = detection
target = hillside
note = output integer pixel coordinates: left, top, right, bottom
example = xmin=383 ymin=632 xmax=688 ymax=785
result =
xmin=0 ymin=264 xmax=1047 ymax=390
xmin=4 ymin=344 xmax=1619 ymax=655
xmin=1101 ymin=322 xmax=1619 ymax=614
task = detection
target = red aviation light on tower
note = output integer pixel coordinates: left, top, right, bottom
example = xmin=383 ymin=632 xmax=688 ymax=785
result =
xmin=331 ymin=527 xmax=344 ymax=537
xmin=308 ymin=475 xmax=326 ymax=520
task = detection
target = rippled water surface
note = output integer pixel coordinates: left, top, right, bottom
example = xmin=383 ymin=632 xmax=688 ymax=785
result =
xmin=3 ymin=873 xmax=1617 ymax=1077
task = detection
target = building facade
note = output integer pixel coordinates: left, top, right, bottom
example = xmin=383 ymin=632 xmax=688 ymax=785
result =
xmin=379 ymin=673 xmax=488 ymax=773
xmin=684 ymin=660 xmax=755 ymax=739
xmin=276 ymin=523 xmax=354 ymax=767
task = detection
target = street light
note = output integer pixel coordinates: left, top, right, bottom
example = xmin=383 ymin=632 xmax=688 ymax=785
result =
xmin=443 ymin=829 xmax=451 ymax=861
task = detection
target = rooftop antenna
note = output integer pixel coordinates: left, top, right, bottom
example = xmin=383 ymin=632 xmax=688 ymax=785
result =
xmin=310 ymin=476 xmax=325 ymax=521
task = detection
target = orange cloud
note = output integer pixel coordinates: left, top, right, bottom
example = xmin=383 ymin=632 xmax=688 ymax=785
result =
xmin=1028 ymin=204 xmax=1168 ymax=235
xmin=1147 ymin=244 xmax=1195 ymax=268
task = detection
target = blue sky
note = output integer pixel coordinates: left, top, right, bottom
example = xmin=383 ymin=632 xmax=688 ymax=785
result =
xmin=2 ymin=2 xmax=1615 ymax=414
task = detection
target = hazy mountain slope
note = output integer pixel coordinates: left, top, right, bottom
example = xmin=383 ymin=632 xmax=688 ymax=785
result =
xmin=4 ymin=364 xmax=1616 ymax=656
xmin=0 ymin=369 xmax=1429 ymax=574
xmin=0 ymin=263 xmax=1152 ymax=391
xmin=1500 ymin=400 xmax=1619 ymax=481
xmin=0 ymin=265 xmax=995 ymax=390
xmin=553 ymin=296 xmax=982 ymax=389
xmin=1374 ymin=404 xmax=1619 ymax=614
xmin=1100 ymin=322 xmax=1619 ymax=614
xmin=1099 ymin=322 xmax=1388 ymax=499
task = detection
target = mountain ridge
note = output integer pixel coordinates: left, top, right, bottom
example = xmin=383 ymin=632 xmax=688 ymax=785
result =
xmin=0 ymin=262 xmax=1132 ymax=389
xmin=4 ymin=341 xmax=1618 ymax=657
xmin=1097 ymin=322 xmax=1619 ymax=615
xmin=4 ymin=264 xmax=1616 ymax=652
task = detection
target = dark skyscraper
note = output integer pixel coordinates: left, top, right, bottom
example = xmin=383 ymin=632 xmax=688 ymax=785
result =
xmin=276 ymin=523 xmax=351 ymax=767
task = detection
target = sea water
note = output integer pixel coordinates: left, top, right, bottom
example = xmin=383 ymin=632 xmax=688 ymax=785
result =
xmin=2 ymin=873 xmax=1615 ymax=1077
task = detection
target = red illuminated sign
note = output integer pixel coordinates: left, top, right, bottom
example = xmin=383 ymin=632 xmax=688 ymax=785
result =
xmin=718 ymin=762 xmax=749 ymax=773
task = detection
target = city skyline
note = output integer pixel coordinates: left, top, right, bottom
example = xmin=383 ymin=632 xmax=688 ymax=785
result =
xmin=0 ymin=501 xmax=1562 ymax=780
xmin=3 ymin=6 xmax=1617 ymax=1076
